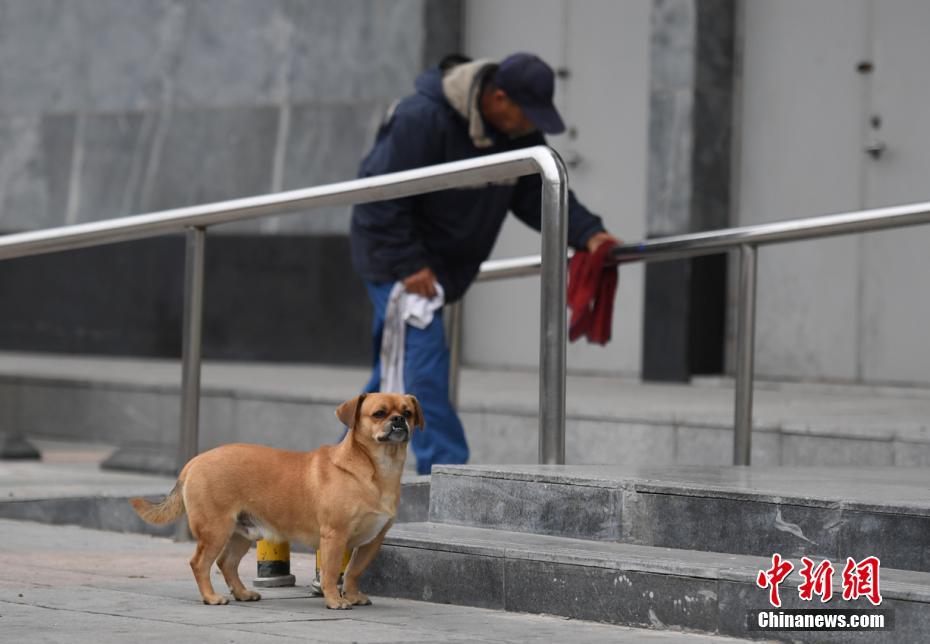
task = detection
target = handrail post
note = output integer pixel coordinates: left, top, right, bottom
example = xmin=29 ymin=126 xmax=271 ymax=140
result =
xmin=447 ymin=299 xmax=463 ymax=410
xmin=733 ymin=243 xmax=757 ymax=465
xmin=177 ymin=226 xmax=206 ymax=540
xmin=538 ymin=151 xmax=569 ymax=465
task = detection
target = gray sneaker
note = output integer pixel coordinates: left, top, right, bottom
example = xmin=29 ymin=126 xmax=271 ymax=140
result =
xmin=309 ymin=570 xmax=343 ymax=597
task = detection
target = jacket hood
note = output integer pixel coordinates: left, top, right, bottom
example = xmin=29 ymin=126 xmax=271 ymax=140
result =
xmin=415 ymin=60 xmax=499 ymax=148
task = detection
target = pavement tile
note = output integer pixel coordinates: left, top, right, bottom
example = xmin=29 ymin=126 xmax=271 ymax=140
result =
xmin=0 ymin=519 xmax=758 ymax=643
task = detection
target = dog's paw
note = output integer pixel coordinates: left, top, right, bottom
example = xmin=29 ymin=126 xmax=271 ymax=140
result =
xmin=344 ymin=592 xmax=372 ymax=606
xmin=202 ymin=594 xmax=230 ymax=605
xmin=233 ymin=590 xmax=261 ymax=602
xmin=325 ymin=598 xmax=353 ymax=610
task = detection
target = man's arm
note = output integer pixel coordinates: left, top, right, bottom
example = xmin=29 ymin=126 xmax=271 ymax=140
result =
xmin=509 ymin=174 xmax=621 ymax=252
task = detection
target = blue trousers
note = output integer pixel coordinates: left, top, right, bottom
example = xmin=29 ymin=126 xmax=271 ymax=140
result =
xmin=363 ymin=282 xmax=469 ymax=475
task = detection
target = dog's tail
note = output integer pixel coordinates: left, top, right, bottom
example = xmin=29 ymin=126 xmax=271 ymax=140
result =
xmin=130 ymin=482 xmax=185 ymax=525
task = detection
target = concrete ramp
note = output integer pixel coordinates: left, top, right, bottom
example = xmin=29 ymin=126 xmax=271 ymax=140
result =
xmin=2 ymin=352 xmax=930 ymax=472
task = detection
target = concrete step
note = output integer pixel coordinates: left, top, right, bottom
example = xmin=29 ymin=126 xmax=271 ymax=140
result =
xmin=364 ymin=522 xmax=928 ymax=642
xmin=4 ymin=352 xmax=930 ymax=471
xmin=429 ymin=465 xmax=930 ymax=573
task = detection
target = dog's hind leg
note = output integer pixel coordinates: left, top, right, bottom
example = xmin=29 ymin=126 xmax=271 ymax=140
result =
xmin=216 ymin=533 xmax=261 ymax=602
xmin=189 ymin=519 xmax=235 ymax=605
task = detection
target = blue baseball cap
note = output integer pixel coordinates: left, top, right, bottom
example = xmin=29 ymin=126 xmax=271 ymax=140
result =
xmin=493 ymin=53 xmax=565 ymax=135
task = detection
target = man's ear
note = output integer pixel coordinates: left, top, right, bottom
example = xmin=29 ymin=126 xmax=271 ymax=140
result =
xmin=406 ymin=395 xmax=426 ymax=431
xmin=335 ymin=394 xmax=366 ymax=429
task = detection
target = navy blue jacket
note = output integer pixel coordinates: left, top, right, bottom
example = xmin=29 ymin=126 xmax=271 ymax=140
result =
xmin=350 ymin=67 xmax=605 ymax=303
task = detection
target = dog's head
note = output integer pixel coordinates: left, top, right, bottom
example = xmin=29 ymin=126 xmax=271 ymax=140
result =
xmin=335 ymin=393 xmax=425 ymax=445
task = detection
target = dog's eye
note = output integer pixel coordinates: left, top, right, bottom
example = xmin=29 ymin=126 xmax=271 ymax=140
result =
xmin=403 ymin=410 xmax=412 ymax=418
xmin=372 ymin=410 xmax=387 ymax=418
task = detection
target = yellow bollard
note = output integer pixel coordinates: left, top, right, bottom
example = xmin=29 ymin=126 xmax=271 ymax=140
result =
xmin=253 ymin=540 xmax=296 ymax=588
xmin=310 ymin=548 xmax=352 ymax=596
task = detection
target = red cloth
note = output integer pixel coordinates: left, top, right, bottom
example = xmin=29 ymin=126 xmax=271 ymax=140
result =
xmin=567 ymin=241 xmax=618 ymax=345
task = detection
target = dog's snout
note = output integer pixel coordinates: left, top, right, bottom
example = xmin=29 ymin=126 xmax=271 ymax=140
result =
xmin=376 ymin=413 xmax=410 ymax=443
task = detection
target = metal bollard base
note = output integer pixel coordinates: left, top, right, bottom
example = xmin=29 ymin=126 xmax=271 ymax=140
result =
xmin=0 ymin=434 xmax=40 ymax=460
xmin=255 ymin=540 xmax=294 ymax=588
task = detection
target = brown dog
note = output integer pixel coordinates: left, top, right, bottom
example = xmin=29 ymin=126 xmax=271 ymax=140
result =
xmin=130 ymin=393 xmax=423 ymax=609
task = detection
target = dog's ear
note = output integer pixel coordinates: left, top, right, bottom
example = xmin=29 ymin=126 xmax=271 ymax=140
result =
xmin=335 ymin=394 xmax=366 ymax=429
xmin=406 ymin=394 xmax=425 ymax=431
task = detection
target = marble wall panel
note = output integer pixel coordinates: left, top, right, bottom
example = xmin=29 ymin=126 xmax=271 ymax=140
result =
xmin=0 ymin=114 xmax=74 ymax=231
xmin=170 ymin=0 xmax=291 ymax=108
xmin=79 ymin=0 xmax=184 ymax=112
xmin=0 ymin=0 xmax=87 ymax=114
xmin=0 ymin=0 xmax=437 ymax=235
xmin=284 ymin=0 xmax=422 ymax=104
xmin=649 ymin=0 xmax=696 ymax=91
xmin=0 ymin=0 xmax=428 ymax=114
xmin=270 ymin=100 xmax=385 ymax=234
xmin=73 ymin=112 xmax=154 ymax=223
xmin=0 ymin=0 xmax=191 ymax=114
xmin=647 ymin=0 xmax=696 ymax=237
xmin=140 ymin=106 xmax=278 ymax=216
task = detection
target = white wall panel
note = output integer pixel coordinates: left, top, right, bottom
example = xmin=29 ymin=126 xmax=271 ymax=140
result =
xmin=861 ymin=0 xmax=930 ymax=383
xmin=737 ymin=0 xmax=868 ymax=381
xmin=462 ymin=0 xmax=650 ymax=375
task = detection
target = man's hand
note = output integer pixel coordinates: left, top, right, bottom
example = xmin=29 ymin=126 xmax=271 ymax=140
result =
xmin=586 ymin=231 xmax=623 ymax=254
xmin=403 ymin=266 xmax=439 ymax=298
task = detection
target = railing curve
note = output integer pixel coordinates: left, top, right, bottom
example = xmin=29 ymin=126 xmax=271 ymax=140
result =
xmin=0 ymin=146 xmax=570 ymax=469
xmin=453 ymin=200 xmax=930 ymax=465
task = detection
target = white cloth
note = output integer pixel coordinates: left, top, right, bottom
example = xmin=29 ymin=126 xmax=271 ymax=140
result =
xmin=379 ymin=281 xmax=445 ymax=393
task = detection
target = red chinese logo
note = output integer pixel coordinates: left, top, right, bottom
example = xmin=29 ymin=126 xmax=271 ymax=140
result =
xmin=842 ymin=556 xmax=883 ymax=606
xmin=757 ymin=554 xmax=883 ymax=607
xmin=756 ymin=553 xmax=795 ymax=608
xmin=798 ymin=557 xmax=835 ymax=603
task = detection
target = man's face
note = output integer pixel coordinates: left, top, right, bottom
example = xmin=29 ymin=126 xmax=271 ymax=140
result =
xmin=481 ymin=89 xmax=536 ymax=137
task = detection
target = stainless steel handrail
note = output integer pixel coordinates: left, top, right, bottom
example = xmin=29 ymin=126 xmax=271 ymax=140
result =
xmin=0 ymin=146 xmax=570 ymax=467
xmin=450 ymin=199 xmax=930 ymax=465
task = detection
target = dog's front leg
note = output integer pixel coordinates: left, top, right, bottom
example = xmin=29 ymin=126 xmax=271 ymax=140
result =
xmin=319 ymin=531 xmax=352 ymax=610
xmin=342 ymin=522 xmax=392 ymax=606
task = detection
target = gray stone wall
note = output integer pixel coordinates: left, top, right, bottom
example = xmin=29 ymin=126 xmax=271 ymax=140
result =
xmin=647 ymin=0 xmax=733 ymax=237
xmin=641 ymin=0 xmax=734 ymax=380
xmin=0 ymin=0 xmax=461 ymax=235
